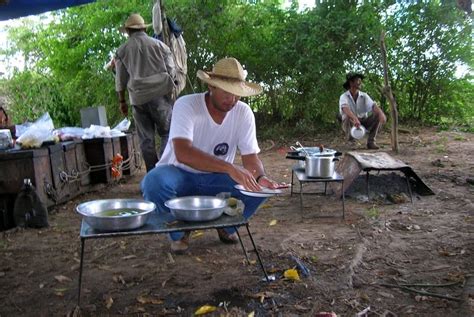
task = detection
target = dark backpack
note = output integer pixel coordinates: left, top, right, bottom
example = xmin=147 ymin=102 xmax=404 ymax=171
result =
xmin=13 ymin=179 xmax=49 ymax=228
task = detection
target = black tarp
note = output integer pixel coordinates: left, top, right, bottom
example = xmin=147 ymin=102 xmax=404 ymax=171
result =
xmin=0 ymin=0 xmax=96 ymax=21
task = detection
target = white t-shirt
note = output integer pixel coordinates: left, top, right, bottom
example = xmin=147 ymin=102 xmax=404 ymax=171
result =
xmin=339 ymin=90 xmax=375 ymax=120
xmin=157 ymin=93 xmax=260 ymax=173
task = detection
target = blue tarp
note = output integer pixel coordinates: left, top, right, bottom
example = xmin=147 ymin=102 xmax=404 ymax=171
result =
xmin=0 ymin=0 xmax=97 ymax=21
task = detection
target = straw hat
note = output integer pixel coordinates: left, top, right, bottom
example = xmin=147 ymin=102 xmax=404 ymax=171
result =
xmin=197 ymin=58 xmax=263 ymax=97
xmin=343 ymin=72 xmax=365 ymax=90
xmin=120 ymin=13 xmax=150 ymax=32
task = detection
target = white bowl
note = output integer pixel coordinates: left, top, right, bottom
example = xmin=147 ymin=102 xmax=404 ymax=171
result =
xmin=350 ymin=126 xmax=366 ymax=139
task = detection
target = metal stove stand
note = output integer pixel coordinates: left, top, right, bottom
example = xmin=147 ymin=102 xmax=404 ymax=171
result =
xmin=77 ymin=213 xmax=269 ymax=306
xmin=291 ymin=165 xmax=345 ymax=218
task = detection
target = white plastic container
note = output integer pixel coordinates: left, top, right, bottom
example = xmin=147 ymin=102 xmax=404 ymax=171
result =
xmin=0 ymin=129 xmax=13 ymax=149
xmin=350 ymin=126 xmax=366 ymax=140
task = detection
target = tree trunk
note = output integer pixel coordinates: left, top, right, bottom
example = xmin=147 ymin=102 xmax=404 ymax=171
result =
xmin=380 ymin=31 xmax=399 ymax=153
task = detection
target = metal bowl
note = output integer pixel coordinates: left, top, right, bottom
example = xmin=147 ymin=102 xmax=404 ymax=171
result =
xmin=76 ymin=199 xmax=156 ymax=232
xmin=165 ymin=196 xmax=226 ymax=222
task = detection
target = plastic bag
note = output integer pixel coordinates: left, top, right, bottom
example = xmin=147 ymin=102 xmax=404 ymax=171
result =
xmin=15 ymin=122 xmax=32 ymax=138
xmin=82 ymin=125 xmax=112 ymax=139
xmin=112 ymin=118 xmax=131 ymax=132
xmin=53 ymin=127 xmax=85 ymax=141
xmin=16 ymin=113 xmax=56 ymax=148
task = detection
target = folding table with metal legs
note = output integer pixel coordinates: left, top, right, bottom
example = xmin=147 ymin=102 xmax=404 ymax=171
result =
xmin=291 ymin=165 xmax=345 ymax=218
xmin=77 ymin=213 xmax=269 ymax=306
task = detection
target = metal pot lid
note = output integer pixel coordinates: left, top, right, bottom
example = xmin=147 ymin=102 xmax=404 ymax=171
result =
xmin=299 ymin=147 xmax=337 ymax=156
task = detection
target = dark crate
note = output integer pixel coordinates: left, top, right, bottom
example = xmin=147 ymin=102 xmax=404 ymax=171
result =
xmin=119 ymin=133 xmax=136 ymax=176
xmin=0 ymin=147 xmax=55 ymax=207
xmin=48 ymin=143 xmax=71 ymax=204
xmin=0 ymin=194 xmax=16 ymax=231
xmin=61 ymin=141 xmax=81 ymax=200
xmin=82 ymin=138 xmax=113 ymax=184
xmin=74 ymin=140 xmax=91 ymax=190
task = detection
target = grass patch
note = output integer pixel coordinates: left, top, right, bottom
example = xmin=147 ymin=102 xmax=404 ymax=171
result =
xmin=366 ymin=206 xmax=381 ymax=219
xmin=454 ymin=135 xmax=466 ymax=141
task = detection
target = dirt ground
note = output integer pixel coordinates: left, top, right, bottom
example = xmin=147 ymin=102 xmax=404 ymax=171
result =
xmin=0 ymin=127 xmax=473 ymax=317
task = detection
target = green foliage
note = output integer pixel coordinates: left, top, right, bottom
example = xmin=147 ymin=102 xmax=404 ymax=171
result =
xmin=385 ymin=1 xmax=473 ymax=124
xmin=366 ymin=205 xmax=381 ymax=219
xmin=1 ymin=0 xmax=472 ymax=130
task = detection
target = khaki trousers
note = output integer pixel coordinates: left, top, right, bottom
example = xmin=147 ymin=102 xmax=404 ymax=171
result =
xmin=340 ymin=113 xmax=382 ymax=144
xmin=132 ymin=95 xmax=173 ymax=172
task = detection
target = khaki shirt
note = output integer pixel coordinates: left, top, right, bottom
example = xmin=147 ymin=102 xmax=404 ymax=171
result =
xmin=115 ymin=32 xmax=176 ymax=105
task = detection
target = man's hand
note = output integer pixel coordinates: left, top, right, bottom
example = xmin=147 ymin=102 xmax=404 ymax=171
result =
xmin=342 ymin=106 xmax=360 ymax=128
xmin=351 ymin=117 xmax=361 ymax=128
xmin=119 ymin=101 xmax=128 ymax=116
xmin=256 ymin=175 xmax=280 ymax=190
xmin=229 ymin=165 xmax=261 ymax=192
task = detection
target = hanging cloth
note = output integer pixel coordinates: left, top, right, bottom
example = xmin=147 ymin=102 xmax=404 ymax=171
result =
xmin=153 ymin=0 xmax=188 ymax=96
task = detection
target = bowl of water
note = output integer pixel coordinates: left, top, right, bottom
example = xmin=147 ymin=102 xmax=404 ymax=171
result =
xmin=76 ymin=199 xmax=155 ymax=232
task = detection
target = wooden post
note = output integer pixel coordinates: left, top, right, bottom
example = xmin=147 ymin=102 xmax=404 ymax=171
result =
xmin=380 ymin=31 xmax=399 ymax=153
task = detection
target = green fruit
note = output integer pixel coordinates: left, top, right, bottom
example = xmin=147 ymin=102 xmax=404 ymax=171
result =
xmin=228 ymin=197 xmax=238 ymax=208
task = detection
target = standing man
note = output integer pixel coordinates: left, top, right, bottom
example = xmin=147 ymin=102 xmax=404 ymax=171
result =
xmin=115 ymin=13 xmax=176 ymax=171
xmin=339 ymin=73 xmax=386 ymax=149
xmin=141 ymin=57 xmax=281 ymax=253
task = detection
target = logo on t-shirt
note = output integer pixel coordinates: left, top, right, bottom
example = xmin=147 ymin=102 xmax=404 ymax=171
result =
xmin=214 ymin=143 xmax=229 ymax=156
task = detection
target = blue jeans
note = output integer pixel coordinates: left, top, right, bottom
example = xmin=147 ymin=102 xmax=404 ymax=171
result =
xmin=141 ymin=165 xmax=267 ymax=241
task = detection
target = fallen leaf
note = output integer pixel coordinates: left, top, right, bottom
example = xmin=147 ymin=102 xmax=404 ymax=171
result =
xmin=136 ymin=295 xmax=164 ymax=305
xmin=294 ymin=304 xmax=310 ymax=311
xmin=54 ymin=275 xmax=72 ymax=283
xmin=161 ymin=277 xmax=171 ymax=287
xmin=359 ymin=292 xmax=370 ymax=301
xmin=191 ymin=231 xmax=204 ymax=239
xmin=415 ymin=295 xmax=428 ymax=302
xmin=54 ymin=288 xmax=68 ymax=297
xmin=195 ymin=257 xmax=203 ymax=262
xmin=167 ymin=252 xmax=175 ymax=264
xmin=113 ymin=274 xmax=126 ymax=285
xmin=98 ymin=265 xmax=112 ymax=271
xmin=105 ymin=295 xmax=114 ymax=309
xmin=54 ymin=287 xmax=69 ymax=292
xmin=269 ymin=219 xmax=277 ymax=226
xmin=260 ymin=204 xmax=272 ymax=209
xmin=284 ymin=268 xmax=300 ymax=281
xmin=250 ymin=291 xmax=277 ymax=299
xmin=194 ymin=304 xmax=217 ymax=315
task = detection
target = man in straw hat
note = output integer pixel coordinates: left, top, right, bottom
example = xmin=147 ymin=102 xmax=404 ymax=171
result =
xmin=141 ymin=57 xmax=283 ymax=253
xmin=339 ymin=72 xmax=386 ymax=149
xmin=115 ymin=13 xmax=177 ymax=171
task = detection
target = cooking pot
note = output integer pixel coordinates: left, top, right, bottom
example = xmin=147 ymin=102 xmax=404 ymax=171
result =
xmin=305 ymin=156 xmax=339 ymax=178
xmin=300 ymin=147 xmax=338 ymax=157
